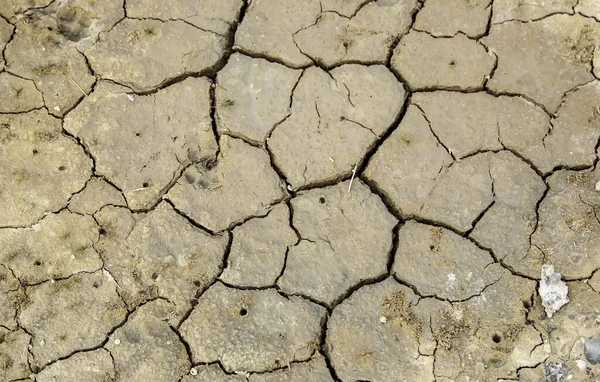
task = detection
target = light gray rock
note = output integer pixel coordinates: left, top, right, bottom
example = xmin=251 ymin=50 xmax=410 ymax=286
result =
xmin=248 ymin=354 xmax=334 ymax=381
xmin=391 ymin=31 xmax=495 ymax=91
xmin=64 ymin=79 xmax=217 ymax=210
xmin=127 ymin=0 xmax=243 ymax=35
xmin=294 ymin=0 xmax=417 ymax=67
xmin=4 ymin=0 xmax=123 ymax=116
xmin=19 ymin=270 xmax=128 ymax=369
xmin=216 ymin=53 xmax=302 ymax=144
xmin=182 ymin=364 xmax=246 ymax=382
xmin=0 ymin=265 xmax=20 ymax=330
xmin=0 ymin=210 xmax=102 ymax=285
xmin=95 ymin=202 xmax=228 ymax=319
xmin=106 ymin=299 xmax=190 ymax=382
xmin=0 ymin=110 xmax=92 ymax=227
xmin=585 ymin=339 xmax=600 ymax=365
xmin=220 ymin=204 xmax=297 ymax=288
xmin=540 ymin=265 xmax=569 ymax=318
xmin=86 ymin=19 xmax=226 ymax=92
xmin=363 ymin=105 xmax=454 ymax=217
xmin=394 ymin=221 xmax=501 ymax=300
xmin=234 ymin=0 xmax=320 ymax=67
xmin=532 ymin=281 xmax=600 ymax=369
xmin=544 ymin=361 xmax=569 ymax=382
xmin=268 ymin=64 xmax=405 ymax=189
xmin=492 ymin=0 xmax=576 ymax=23
xmin=68 ymin=177 xmax=127 ymax=215
xmin=167 ymin=135 xmax=287 ymax=232
xmin=543 ymin=81 xmax=600 ymax=170
xmin=527 ymin=168 xmax=600 ymax=279
xmin=36 ymin=349 xmax=115 ymax=382
xmin=326 ymin=278 xmax=435 ymax=381
xmin=414 ymin=0 xmax=492 ymax=38
xmin=0 ymin=328 xmax=31 ymax=381
xmin=484 ymin=15 xmax=600 ymax=113
xmin=180 ymin=283 xmax=326 ymax=372
xmin=278 ymin=180 xmax=397 ymax=306
xmin=0 ymin=72 xmax=43 ymax=113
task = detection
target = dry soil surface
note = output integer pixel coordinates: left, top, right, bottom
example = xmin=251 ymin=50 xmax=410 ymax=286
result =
xmin=1 ymin=0 xmax=600 ymax=381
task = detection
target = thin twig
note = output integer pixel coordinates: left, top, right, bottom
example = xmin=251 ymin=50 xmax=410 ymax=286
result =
xmin=63 ymin=71 xmax=88 ymax=97
xmin=348 ymin=163 xmax=358 ymax=193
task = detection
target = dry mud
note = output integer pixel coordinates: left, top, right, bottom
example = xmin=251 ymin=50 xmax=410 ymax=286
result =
xmin=1 ymin=0 xmax=600 ymax=381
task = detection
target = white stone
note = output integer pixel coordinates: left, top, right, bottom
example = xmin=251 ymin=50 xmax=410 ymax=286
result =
xmin=539 ymin=264 xmax=569 ymax=318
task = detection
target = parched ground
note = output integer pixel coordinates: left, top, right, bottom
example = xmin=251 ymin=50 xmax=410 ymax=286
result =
xmin=1 ymin=0 xmax=600 ymax=381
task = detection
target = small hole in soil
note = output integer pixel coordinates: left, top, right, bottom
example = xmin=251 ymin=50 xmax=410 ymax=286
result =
xmin=58 ymin=165 xmax=66 ymax=171
xmin=193 ymin=280 xmax=201 ymax=287
xmin=93 ymin=281 xmax=100 ymax=288
xmin=449 ymin=60 xmax=456 ymax=66
xmin=239 ymin=308 xmax=248 ymax=316
xmin=184 ymin=173 xmax=195 ymax=184
xmin=34 ymin=260 xmax=42 ymax=266
xmin=342 ymin=41 xmax=349 ymax=48
xmin=151 ymin=272 xmax=159 ymax=281
xmin=319 ymin=196 xmax=326 ymax=204
xmin=135 ymin=132 xmax=141 ymax=137
xmin=142 ymin=182 xmax=149 ymax=188
xmin=203 ymin=158 xmax=217 ymax=170
xmin=32 ymin=149 xmax=39 ymax=155
xmin=492 ymin=334 xmax=502 ymax=343
xmin=429 ymin=245 xmax=435 ymax=250
xmin=522 ymin=300 xmax=531 ymax=309
xmin=99 ymin=228 xmax=107 ymax=235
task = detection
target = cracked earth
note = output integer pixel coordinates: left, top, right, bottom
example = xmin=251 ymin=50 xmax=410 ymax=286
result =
xmin=1 ymin=0 xmax=600 ymax=381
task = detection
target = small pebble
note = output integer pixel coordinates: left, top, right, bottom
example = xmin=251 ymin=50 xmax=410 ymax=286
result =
xmin=544 ymin=361 xmax=568 ymax=381
xmin=189 ymin=368 xmax=197 ymax=376
xmin=379 ymin=316 xmax=387 ymax=323
xmin=114 ymin=339 xmax=120 ymax=345
xmin=576 ymin=359 xmax=586 ymax=370
xmin=127 ymin=94 xmax=134 ymax=102
xmin=595 ymin=180 xmax=600 ymax=191
xmin=584 ymin=338 xmax=600 ymax=365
